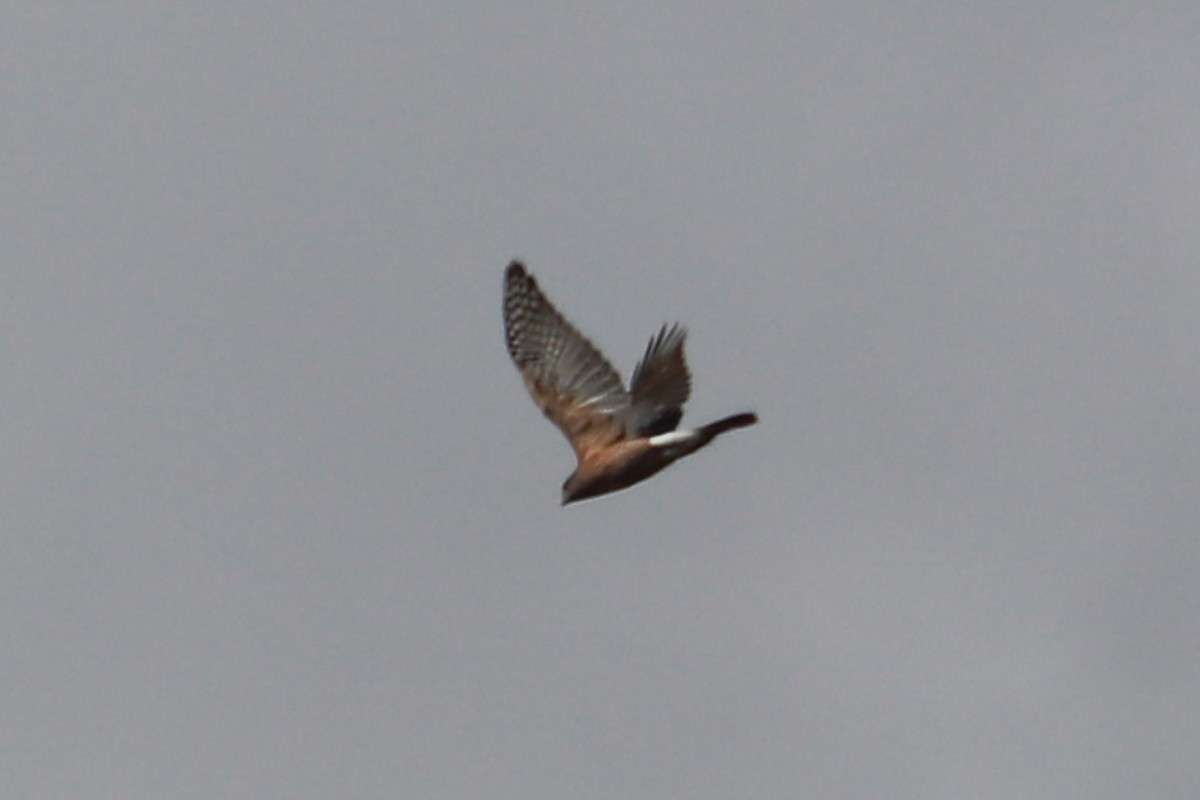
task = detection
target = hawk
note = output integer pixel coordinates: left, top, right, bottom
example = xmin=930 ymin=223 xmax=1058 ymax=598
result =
xmin=503 ymin=261 xmax=758 ymax=504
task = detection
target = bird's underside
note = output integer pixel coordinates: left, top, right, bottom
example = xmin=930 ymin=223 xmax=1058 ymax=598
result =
xmin=503 ymin=261 xmax=757 ymax=504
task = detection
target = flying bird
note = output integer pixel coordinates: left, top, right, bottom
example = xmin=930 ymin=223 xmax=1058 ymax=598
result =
xmin=503 ymin=261 xmax=757 ymax=504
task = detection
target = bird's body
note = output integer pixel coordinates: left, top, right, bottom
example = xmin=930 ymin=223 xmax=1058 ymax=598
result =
xmin=502 ymin=261 xmax=757 ymax=504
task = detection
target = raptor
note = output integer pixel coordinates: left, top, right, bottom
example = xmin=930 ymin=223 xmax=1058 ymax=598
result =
xmin=503 ymin=261 xmax=757 ymax=504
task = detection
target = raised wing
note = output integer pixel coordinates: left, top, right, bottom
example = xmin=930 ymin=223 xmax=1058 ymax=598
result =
xmin=503 ymin=262 xmax=630 ymax=456
xmin=628 ymin=323 xmax=691 ymax=435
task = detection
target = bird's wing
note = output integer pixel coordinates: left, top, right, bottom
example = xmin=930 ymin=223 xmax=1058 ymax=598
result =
xmin=627 ymin=323 xmax=691 ymax=436
xmin=503 ymin=262 xmax=630 ymax=457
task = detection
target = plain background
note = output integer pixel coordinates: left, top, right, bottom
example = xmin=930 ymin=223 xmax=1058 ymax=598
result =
xmin=5 ymin=3 xmax=1198 ymax=798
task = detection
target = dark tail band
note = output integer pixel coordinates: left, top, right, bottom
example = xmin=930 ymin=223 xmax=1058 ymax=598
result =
xmin=700 ymin=412 xmax=758 ymax=439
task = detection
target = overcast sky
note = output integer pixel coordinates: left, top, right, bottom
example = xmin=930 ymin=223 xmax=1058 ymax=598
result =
xmin=5 ymin=3 xmax=1198 ymax=798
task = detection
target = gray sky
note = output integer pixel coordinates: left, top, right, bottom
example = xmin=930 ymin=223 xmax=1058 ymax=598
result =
xmin=5 ymin=3 xmax=1198 ymax=798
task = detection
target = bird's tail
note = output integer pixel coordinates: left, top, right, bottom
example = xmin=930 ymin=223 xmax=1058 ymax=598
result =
xmin=698 ymin=412 xmax=758 ymax=442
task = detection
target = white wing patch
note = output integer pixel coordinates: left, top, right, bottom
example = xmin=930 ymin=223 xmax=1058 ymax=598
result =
xmin=647 ymin=429 xmax=697 ymax=447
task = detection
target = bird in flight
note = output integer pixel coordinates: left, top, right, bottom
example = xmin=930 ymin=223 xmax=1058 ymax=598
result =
xmin=503 ymin=261 xmax=757 ymax=504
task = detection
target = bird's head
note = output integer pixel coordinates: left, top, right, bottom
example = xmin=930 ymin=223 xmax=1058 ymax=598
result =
xmin=561 ymin=471 xmax=600 ymax=505
xmin=561 ymin=474 xmax=583 ymax=505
